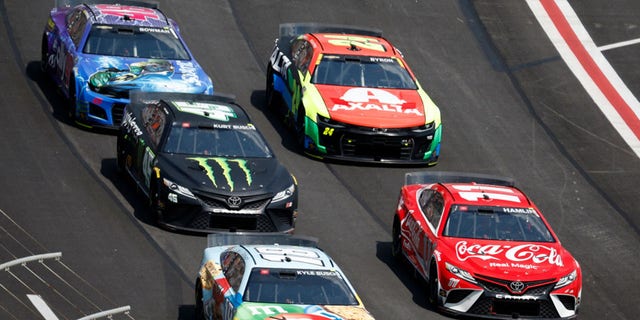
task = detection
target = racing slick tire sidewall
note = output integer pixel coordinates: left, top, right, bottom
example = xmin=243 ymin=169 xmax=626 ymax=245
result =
xmin=391 ymin=216 xmax=403 ymax=261
xmin=40 ymin=35 xmax=48 ymax=74
xmin=195 ymin=277 xmax=205 ymax=320
xmin=149 ymin=176 xmax=162 ymax=225
xmin=68 ymin=78 xmax=77 ymax=121
xmin=295 ymin=104 xmax=306 ymax=149
xmin=428 ymin=261 xmax=440 ymax=308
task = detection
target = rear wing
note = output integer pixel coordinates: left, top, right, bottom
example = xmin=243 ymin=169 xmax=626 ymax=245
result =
xmin=279 ymin=23 xmax=382 ymax=39
xmin=128 ymin=91 xmax=236 ymax=108
xmin=54 ymin=0 xmax=159 ymax=9
xmin=405 ymin=171 xmax=515 ymax=187
xmin=207 ymin=232 xmax=319 ymax=249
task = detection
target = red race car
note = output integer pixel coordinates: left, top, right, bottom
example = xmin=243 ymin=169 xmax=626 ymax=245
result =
xmin=392 ymin=172 xmax=581 ymax=319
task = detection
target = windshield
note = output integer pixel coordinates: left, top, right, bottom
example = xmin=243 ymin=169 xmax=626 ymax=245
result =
xmin=163 ymin=126 xmax=273 ymax=158
xmin=312 ymin=55 xmax=417 ymax=89
xmin=243 ymin=268 xmax=358 ymax=305
xmin=443 ymin=205 xmax=555 ymax=242
xmin=83 ymin=25 xmax=190 ymax=60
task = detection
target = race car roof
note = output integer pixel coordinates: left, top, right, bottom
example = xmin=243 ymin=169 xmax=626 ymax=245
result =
xmin=406 ymin=171 xmax=532 ymax=207
xmin=309 ymin=32 xmax=397 ymax=57
xmin=83 ymin=2 xmax=170 ymax=28
xmin=129 ymin=92 xmax=252 ymax=127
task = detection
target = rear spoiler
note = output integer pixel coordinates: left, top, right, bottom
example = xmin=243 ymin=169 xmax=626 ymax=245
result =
xmin=55 ymin=0 xmax=159 ymax=9
xmin=207 ymin=232 xmax=319 ymax=249
xmin=405 ymin=171 xmax=515 ymax=187
xmin=128 ymin=91 xmax=236 ymax=107
xmin=279 ymin=23 xmax=382 ymax=40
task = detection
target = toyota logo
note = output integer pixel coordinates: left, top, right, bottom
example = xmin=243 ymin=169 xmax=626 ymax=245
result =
xmin=509 ymin=281 xmax=525 ymax=293
xmin=226 ymin=196 xmax=242 ymax=208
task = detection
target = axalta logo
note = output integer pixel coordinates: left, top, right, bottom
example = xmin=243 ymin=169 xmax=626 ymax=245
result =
xmin=331 ymin=88 xmax=422 ymax=116
xmin=186 ymin=157 xmax=251 ymax=192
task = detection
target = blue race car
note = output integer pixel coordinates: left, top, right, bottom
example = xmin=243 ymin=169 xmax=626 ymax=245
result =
xmin=41 ymin=0 xmax=214 ymax=129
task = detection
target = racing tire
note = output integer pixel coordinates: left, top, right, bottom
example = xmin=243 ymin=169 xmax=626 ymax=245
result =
xmin=294 ymin=104 xmax=306 ymax=148
xmin=428 ymin=262 xmax=440 ymax=308
xmin=40 ymin=35 xmax=49 ymax=74
xmin=149 ymin=177 xmax=162 ymax=225
xmin=265 ymin=65 xmax=276 ymax=108
xmin=195 ymin=277 xmax=205 ymax=320
xmin=67 ymin=79 xmax=77 ymax=121
xmin=391 ymin=216 xmax=403 ymax=261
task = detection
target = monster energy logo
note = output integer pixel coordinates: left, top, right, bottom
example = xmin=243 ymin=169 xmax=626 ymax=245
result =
xmin=187 ymin=157 xmax=252 ymax=192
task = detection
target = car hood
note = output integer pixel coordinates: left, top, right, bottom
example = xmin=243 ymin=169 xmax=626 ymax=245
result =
xmin=234 ymin=303 xmax=374 ymax=320
xmin=315 ymin=85 xmax=426 ymax=128
xmin=441 ymin=238 xmax=578 ymax=279
xmin=76 ymin=55 xmax=212 ymax=94
xmin=158 ymin=155 xmax=291 ymax=195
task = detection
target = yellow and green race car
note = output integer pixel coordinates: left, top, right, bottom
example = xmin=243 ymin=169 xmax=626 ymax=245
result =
xmin=266 ymin=23 xmax=442 ymax=165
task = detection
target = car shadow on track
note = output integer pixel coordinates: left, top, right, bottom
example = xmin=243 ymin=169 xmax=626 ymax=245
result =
xmin=376 ymin=241 xmax=437 ymax=312
xmin=26 ymin=61 xmax=115 ymax=135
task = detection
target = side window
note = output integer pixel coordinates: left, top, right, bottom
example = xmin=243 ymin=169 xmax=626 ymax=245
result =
xmin=419 ymin=189 xmax=444 ymax=230
xmin=141 ymin=103 xmax=167 ymax=148
xmin=221 ymin=252 xmax=245 ymax=292
xmin=291 ymin=39 xmax=313 ymax=71
xmin=66 ymin=9 xmax=88 ymax=48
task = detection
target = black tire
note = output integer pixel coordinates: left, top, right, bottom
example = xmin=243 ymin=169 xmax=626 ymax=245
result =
xmin=194 ymin=278 xmax=205 ymax=320
xmin=265 ymin=65 xmax=275 ymax=108
xmin=295 ymin=104 xmax=306 ymax=148
xmin=149 ymin=177 xmax=162 ymax=224
xmin=116 ymin=143 xmax=125 ymax=174
xmin=67 ymin=79 xmax=77 ymax=121
xmin=40 ymin=35 xmax=49 ymax=74
xmin=428 ymin=262 xmax=439 ymax=307
xmin=391 ymin=216 xmax=403 ymax=261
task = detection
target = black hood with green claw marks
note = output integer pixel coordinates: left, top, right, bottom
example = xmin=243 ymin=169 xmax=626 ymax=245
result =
xmin=157 ymin=154 xmax=293 ymax=196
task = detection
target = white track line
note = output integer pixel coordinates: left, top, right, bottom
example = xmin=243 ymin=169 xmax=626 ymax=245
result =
xmin=527 ymin=0 xmax=640 ymax=158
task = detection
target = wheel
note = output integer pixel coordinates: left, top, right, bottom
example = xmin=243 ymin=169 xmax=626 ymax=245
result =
xmin=391 ymin=216 xmax=403 ymax=261
xmin=265 ymin=65 xmax=276 ymax=108
xmin=116 ymin=133 xmax=125 ymax=173
xmin=149 ymin=177 xmax=162 ymax=224
xmin=294 ymin=104 xmax=306 ymax=148
xmin=67 ymin=79 xmax=77 ymax=121
xmin=194 ymin=277 xmax=205 ymax=320
xmin=40 ymin=35 xmax=49 ymax=74
xmin=428 ymin=262 xmax=439 ymax=307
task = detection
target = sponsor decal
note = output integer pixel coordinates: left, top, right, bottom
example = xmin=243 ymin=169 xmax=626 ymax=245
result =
xmin=323 ymin=34 xmax=386 ymax=52
xmin=175 ymin=61 xmax=202 ymax=86
xmin=186 ymin=157 xmax=251 ymax=192
xmin=456 ymin=241 xmax=563 ymax=267
xmin=331 ymin=88 xmax=422 ymax=116
xmin=94 ymin=5 xmax=160 ymax=21
xmin=173 ymin=101 xmax=237 ymax=121
xmin=495 ymin=294 xmax=541 ymax=301
xmin=122 ymin=111 xmax=143 ymax=136
xmin=138 ymin=27 xmax=170 ymax=34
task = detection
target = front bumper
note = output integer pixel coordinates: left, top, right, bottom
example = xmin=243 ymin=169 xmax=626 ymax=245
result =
xmin=75 ymin=88 xmax=128 ymax=129
xmin=156 ymin=187 xmax=297 ymax=234
xmin=306 ymin=116 xmax=442 ymax=165
xmin=437 ymin=277 xmax=579 ymax=319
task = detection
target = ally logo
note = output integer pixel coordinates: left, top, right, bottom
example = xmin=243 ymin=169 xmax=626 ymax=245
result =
xmin=187 ymin=157 xmax=252 ymax=192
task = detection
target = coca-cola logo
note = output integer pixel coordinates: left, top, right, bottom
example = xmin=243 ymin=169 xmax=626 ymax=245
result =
xmin=455 ymin=241 xmax=563 ymax=266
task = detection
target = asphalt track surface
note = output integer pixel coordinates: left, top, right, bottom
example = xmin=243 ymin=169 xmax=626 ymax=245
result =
xmin=1 ymin=0 xmax=639 ymax=319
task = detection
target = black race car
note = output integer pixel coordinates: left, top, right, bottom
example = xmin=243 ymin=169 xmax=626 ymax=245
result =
xmin=117 ymin=92 xmax=298 ymax=233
